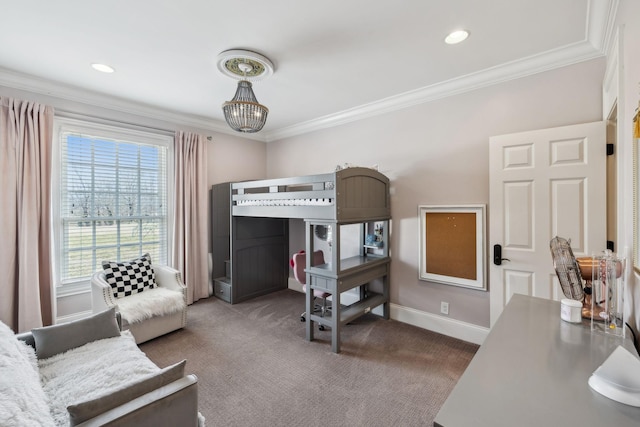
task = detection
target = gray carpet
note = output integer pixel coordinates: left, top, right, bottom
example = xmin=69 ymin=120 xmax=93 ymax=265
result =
xmin=139 ymin=289 xmax=478 ymax=427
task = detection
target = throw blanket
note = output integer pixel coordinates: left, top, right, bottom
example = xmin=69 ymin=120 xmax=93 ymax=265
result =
xmin=39 ymin=331 xmax=159 ymax=426
xmin=0 ymin=322 xmax=54 ymax=427
xmin=117 ymin=287 xmax=185 ymax=324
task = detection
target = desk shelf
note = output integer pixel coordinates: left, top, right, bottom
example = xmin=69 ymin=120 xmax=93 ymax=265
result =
xmin=304 ymin=218 xmax=390 ymax=353
xmin=308 ymin=255 xmax=388 ymax=280
xmin=310 ymin=292 xmax=386 ymax=326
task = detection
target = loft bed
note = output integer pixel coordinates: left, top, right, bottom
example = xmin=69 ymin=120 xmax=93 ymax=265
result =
xmin=231 ymin=167 xmax=390 ymax=222
xmin=228 ymin=167 xmax=391 ymax=352
xmin=214 ymin=167 xmax=391 ymax=352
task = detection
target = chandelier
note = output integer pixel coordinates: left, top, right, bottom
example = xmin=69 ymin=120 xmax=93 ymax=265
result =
xmin=217 ymin=50 xmax=274 ymax=133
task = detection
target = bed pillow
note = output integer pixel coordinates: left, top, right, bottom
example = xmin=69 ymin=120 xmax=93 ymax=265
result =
xmin=32 ymin=307 xmax=120 ymax=359
xmin=67 ymin=359 xmax=186 ymax=426
xmin=102 ymin=253 xmax=157 ymax=298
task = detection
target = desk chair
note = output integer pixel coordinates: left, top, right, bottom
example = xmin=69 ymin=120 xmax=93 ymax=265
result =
xmin=292 ymin=250 xmax=331 ymax=330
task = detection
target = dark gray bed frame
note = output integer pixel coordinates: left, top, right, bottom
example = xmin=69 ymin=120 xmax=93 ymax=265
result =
xmin=211 ymin=167 xmax=391 ymax=315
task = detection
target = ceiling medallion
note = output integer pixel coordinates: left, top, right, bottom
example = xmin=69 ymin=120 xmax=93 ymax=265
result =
xmin=216 ymin=49 xmax=274 ymax=81
xmin=217 ymin=49 xmax=274 ymax=133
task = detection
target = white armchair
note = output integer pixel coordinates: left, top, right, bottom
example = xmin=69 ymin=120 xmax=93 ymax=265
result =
xmin=91 ymin=265 xmax=187 ymax=344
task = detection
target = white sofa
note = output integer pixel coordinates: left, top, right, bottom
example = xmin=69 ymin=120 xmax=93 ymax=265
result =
xmin=92 ymin=264 xmax=187 ymax=344
xmin=1 ymin=308 xmax=200 ymax=427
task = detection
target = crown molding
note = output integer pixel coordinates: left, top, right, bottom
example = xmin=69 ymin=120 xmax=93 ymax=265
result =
xmin=264 ymin=40 xmax=603 ymax=142
xmin=0 ymin=40 xmax=604 ymax=146
xmin=588 ymin=0 xmax=619 ymax=55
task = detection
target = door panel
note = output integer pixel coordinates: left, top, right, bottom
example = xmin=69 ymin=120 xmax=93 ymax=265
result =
xmin=490 ymin=121 xmax=606 ymax=326
xmin=503 ymin=270 xmax=533 ymax=304
xmin=504 ymin=181 xmax=533 ymax=248
xmin=551 ymin=179 xmax=585 ymax=251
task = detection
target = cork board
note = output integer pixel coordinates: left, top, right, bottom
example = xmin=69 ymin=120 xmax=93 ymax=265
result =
xmin=419 ymin=205 xmax=486 ymax=290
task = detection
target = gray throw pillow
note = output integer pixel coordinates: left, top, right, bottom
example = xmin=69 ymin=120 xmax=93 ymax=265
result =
xmin=32 ymin=307 xmax=120 ymax=359
xmin=67 ymin=359 xmax=186 ymax=426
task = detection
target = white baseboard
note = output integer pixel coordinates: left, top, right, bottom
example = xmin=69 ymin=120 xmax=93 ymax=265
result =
xmin=288 ymin=279 xmax=489 ymax=345
xmin=390 ymin=303 xmax=489 ymax=345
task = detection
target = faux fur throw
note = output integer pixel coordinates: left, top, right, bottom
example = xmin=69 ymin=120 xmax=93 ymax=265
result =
xmin=0 ymin=321 xmax=55 ymax=426
xmin=39 ymin=331 xmax=160 ymax=426
xmin=117 ymin=287 xmax=185 ymax=324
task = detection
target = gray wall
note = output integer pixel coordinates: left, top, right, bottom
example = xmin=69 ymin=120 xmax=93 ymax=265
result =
xmin=267 ymin=58 xmax=606 ymax=328
xmin=0 ymin=53 xmax=609 ymax=329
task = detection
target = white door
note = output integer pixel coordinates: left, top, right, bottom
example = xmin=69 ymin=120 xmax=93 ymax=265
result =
xmin=489 ymin=121 xmax=607 ymax=326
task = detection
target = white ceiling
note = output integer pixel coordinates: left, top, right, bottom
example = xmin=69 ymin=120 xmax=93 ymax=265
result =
xmin=0 ymin=1 xmax=614 ymax=141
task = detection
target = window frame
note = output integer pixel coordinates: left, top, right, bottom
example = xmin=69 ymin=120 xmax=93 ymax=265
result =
xmin=634 ymin=103 xmax=640 ymax=272
xmin=52 ymin=117 xmax=174 ymax=296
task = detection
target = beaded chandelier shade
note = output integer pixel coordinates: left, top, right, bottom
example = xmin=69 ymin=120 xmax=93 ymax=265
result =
xmin=222 ymin=80 xmax=268 ymax=133
xmin=217 ymin=49 xmax=274 ymax=134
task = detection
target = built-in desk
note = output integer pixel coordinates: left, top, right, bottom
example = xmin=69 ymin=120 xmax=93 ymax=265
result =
xmin=434 ymin=294 xmax=640 ymax=427
xmin=306 ymin=256 xmax=390 ymax=353
xmin=304 ymin=219 xmax=390 ymax=353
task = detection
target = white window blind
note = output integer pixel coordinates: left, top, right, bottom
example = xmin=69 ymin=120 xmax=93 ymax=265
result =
xmin=55 ymin=119 xmax=172 ymax=287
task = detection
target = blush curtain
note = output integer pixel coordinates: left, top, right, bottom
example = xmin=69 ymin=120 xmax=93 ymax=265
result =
xmin=0 ymin=98 xmax=54 ymax=332
xmin=173 ymin=131 xmax=209 ymax=304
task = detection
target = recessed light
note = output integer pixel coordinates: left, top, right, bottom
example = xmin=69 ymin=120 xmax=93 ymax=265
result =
xmin=91 ymin=63 xmax=115 ymax=73
xmin=445 ymin=30 xmax=469 ymax=45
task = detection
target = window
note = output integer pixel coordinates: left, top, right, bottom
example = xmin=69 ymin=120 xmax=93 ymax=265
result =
xmin=53 ymin=118 xmax=173 ymax=292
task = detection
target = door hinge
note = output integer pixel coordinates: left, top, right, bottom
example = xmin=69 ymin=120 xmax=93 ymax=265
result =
xmin=607 ymin=143 xmax=614 ymax=156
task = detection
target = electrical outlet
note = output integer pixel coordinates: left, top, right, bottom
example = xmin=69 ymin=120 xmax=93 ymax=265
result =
xmin=441 ymin=301 xmax=449 ymax=315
